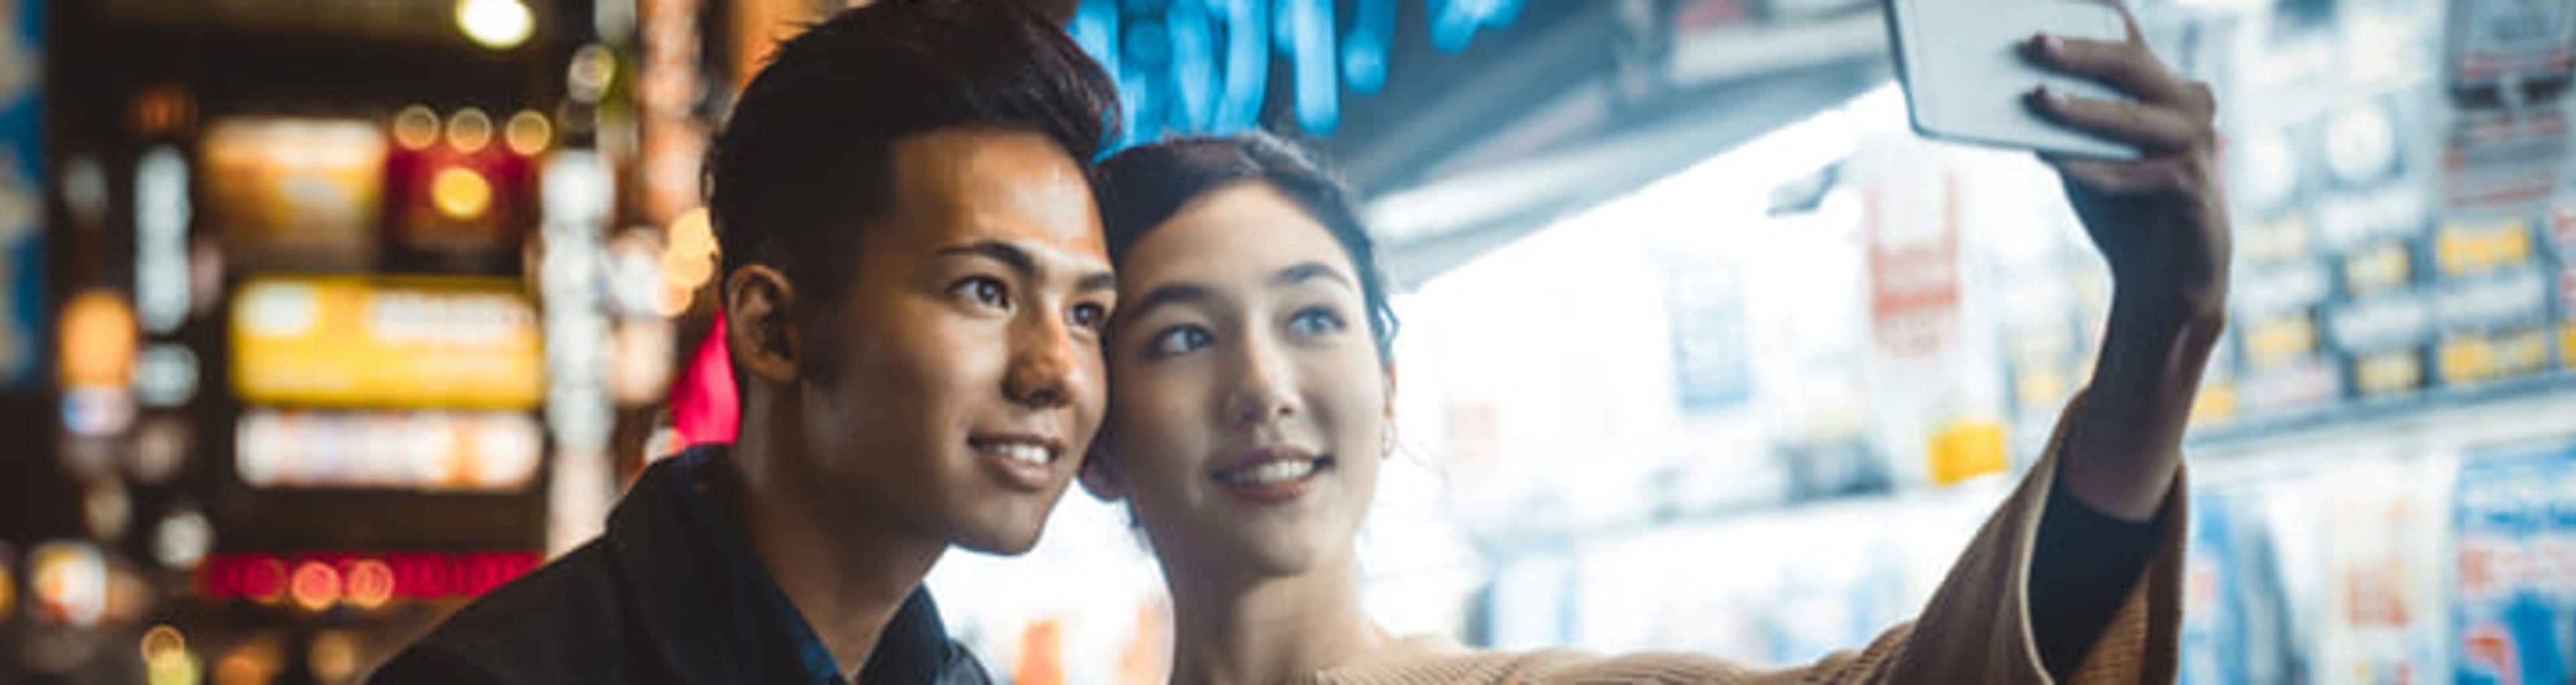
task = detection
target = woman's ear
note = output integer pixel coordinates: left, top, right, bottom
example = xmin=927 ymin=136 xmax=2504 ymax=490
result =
xmin=1380 ymin=361 xmax=1399 ymax=422
xmin=724 ymin=264 xmax=800 ymax=383
xmin=1077 ymin=442 xmax=1127 ymax=503
xmin=1379 ymin=362 xmax=1401 ymax=459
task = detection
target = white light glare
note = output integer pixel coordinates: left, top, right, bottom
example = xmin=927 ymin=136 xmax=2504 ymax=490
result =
xmin=457 ymin=0 xmax=536 ymax=50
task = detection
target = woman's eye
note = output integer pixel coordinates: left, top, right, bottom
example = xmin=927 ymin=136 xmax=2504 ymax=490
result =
xmin=951 ymin=277 xmax=1009 ymax=310
xmin=1148 ymin=325 xmax=1214 ymax=358
xmin=1069 ymin=303 xmax=1109 ymax=333
xmin=1287 ymin=307 xmax=1346 ymax=337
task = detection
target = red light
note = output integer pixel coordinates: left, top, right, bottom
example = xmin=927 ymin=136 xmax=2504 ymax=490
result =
xmin=386 ymin=552 xmax=449 ymax=598
xmin=242 ymin=557 xmax=288 ymax=604
xmin=195 ymin=551 xmax=537 ymax=603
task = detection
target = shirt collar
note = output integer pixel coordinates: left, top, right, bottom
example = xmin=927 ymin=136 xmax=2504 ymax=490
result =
xmin=608 ymin=445 xmax=971 ymax=684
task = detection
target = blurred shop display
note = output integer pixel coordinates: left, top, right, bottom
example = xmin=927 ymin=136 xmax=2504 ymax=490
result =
xmin=200 ymin=119 xmax=387 ymax=272
xmin=0 ymin=0 xmax=695 ymax=680
xmin=228 ymin=276 xmax=543 ymax=411
xmin=234 ymin=410 xmax=544 ymax=492
xmin=1440 ymin=2 xmax=2576 ymax=684
xmin=0 ymin=0 xmax=36 ymax=392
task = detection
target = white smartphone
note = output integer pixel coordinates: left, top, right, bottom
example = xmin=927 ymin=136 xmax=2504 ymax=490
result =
xmin=1883 ymin=0 xmax=2141 ymax=160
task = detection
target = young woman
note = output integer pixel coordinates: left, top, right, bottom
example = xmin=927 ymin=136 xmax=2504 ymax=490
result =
xmin=1079 ymin=23 xmax=2224 ymax=685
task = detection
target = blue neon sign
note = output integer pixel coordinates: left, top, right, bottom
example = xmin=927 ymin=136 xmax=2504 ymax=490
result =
xmin=1074 ymin=0 xmax=1523 ymax=146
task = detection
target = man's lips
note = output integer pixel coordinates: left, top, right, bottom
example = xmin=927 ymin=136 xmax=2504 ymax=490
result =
xmin=970 ymin=432 xmax=1070 ymax=492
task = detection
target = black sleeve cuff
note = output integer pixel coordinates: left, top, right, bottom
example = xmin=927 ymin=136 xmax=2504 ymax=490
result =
xmin=2029 ymin=474 xmax=2169 ymax=680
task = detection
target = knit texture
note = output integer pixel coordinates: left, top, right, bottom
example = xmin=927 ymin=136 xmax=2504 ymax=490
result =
xmin=1297 ymin=400 xmax=2186 ymax=685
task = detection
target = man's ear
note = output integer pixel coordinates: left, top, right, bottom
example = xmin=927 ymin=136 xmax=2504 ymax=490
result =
xmin=724 ymin=264 xmax=800 ymax=383
xmin=1077 ymin=441 xmax=1127 ymax=503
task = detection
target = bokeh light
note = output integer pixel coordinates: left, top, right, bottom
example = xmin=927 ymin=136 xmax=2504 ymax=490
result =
xmin=504 ymin=109 xmax=552 ymax=156
xmin=392 ymin=105 xmax=440 ymax=150
xmin=445 ymin=107 xmax=492 ymax=152
xmin=431 ymin=166 xmax=495 ymax=220
xmin=30 ymin=542 xmax=107 ymax=627
xmin=308 ymin=630 xmax=358 ymax=682
xmin=58 ymin=290 xmax=136 ymax=389
xmin=455 ymin=0 xmax=535 ymax=50
xmin=288 ymin=560 xmax=342 ymax=612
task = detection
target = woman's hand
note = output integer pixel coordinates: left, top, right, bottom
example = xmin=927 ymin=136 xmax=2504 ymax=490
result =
xmin=2028 ymin=10 xmax=2229 ymax=326
xmin=2026 ymin=6 xmax=2230 ymax=521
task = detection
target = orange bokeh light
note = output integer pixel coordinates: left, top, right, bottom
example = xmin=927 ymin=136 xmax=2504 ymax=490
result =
xmin=287 ymin=560 xmax=341 ymax=611
xmin=341 ymin=559 xmax=396 ymax=610
xmin=60 ymin=291 xmax=138 ymax=388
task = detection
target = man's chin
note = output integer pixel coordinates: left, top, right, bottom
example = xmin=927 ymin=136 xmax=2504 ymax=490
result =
xmin=950 ymin=520 xmax=1047 ymax=556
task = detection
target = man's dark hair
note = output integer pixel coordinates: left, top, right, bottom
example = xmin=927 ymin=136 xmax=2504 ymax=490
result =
xmin=1093 ymin=133 xmax=1401 ymax=360
xmin=707 ymin=0 xmax=1120 ymax=306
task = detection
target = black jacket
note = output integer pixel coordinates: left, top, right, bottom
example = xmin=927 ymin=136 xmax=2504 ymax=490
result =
xmin=370 ymin=447 xmax=991 ymax=685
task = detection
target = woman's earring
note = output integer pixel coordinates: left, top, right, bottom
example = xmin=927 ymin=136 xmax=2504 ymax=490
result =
xmin=1381 ymin=427 xmax=1395 ymax=460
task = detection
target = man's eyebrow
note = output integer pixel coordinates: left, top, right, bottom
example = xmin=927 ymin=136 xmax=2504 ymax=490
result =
xmin=938 ymin=240 xmax=1114 ymax=293
xmin=936 ymin=240 xmax=1038 ymax=278
xmin=1077 ymin=271 xmax=1116 ymax=293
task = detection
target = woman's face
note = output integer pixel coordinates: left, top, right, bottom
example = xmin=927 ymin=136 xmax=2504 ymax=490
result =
xmin=1099 ymin=181 xmax=1391 ymax=580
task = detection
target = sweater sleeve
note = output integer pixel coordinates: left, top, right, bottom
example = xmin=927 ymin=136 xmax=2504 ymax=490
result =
xmin=1778 ymin=391 xmax=2189 ymax=685
xmin=1305 ymin=396 xmax=2188 ymax=685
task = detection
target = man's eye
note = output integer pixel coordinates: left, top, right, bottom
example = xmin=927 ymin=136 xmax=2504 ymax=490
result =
xmin=1069 ymin=303 xmax=1108 ymax=333
xmin=951 ymin=277 xmax=1009 ymax=310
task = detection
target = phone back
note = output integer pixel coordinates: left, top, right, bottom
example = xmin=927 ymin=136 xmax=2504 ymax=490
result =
xmin=1886 ymin=0 xmax=2140 ymax=159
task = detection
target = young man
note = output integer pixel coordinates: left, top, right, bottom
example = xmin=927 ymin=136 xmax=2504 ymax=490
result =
xmin=372 ymin=2 xmax=1120 ymax=682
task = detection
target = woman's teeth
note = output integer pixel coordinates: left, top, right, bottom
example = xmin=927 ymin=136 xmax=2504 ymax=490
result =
xmin=1218 ymin=458 xmax=1322 ymax=485
xmin=982 ymin=441 xmax=1053 ymax=466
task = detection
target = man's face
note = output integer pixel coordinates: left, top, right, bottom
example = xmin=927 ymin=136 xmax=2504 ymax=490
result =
xmin=791 ymin=129 xmax=1113 ymax=554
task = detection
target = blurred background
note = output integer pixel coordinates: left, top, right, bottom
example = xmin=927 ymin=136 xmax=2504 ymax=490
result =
xmin=0 ymin=0 xmax=2569 ymax=682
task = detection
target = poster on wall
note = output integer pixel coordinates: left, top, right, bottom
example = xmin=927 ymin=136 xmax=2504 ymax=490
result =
xmin=2452 ymin=441 xmax=2576 ymax=685
xmin=0 ymin=0 xmax=40 ymax=390
xmin=1850 ymin=136 xmax=2007 ymax=488
xmin=2443 ymin=0 xmax=2575 ymax=107
xmin=1660 ymin=254 xmax=1750 ymax=411
xmin=2308 ymin=458 xmax=2455 ymax=685
xmin=2178 ymin=481 xmax=2308 ymax=684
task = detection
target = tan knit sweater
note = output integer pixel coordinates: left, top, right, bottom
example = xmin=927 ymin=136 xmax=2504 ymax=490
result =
xmin=1297 ymin=406 xmax=2187 ymax=685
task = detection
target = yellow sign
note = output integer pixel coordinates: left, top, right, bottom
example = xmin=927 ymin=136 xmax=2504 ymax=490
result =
xmin=2436 ymin=221 xmax=2534 ymax=277
xmin=2343 ymin=243 xmax=2412 ymax=297
xmin=2355 ymin=350 xmax=2423 ymax=397
xmin=2438 ymin=329 xmax=2551 ymax=387
xmin=1928 ymin=418 xmax=2007 ymax=486
xmin=2565 ymin=322 xmax=2575 ymax=370
xmin=2245 ymin=315 xmax=2318 ymax=370
xmin=230 ymin=276 xmax=542 ymax=409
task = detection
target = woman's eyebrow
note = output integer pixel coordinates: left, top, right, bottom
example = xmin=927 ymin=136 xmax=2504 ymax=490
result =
xmin=1120 ymin=282 xmax=1212 ymax=322
xmin=1273 ymin=262 xmax=1356 ymax=291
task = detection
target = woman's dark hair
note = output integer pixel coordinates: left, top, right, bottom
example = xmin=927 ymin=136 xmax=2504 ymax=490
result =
xmin=1093 ymin=133 xmax=1400 ymax=358
xmin=706 ymin=0 xmax=1120 ymax=303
